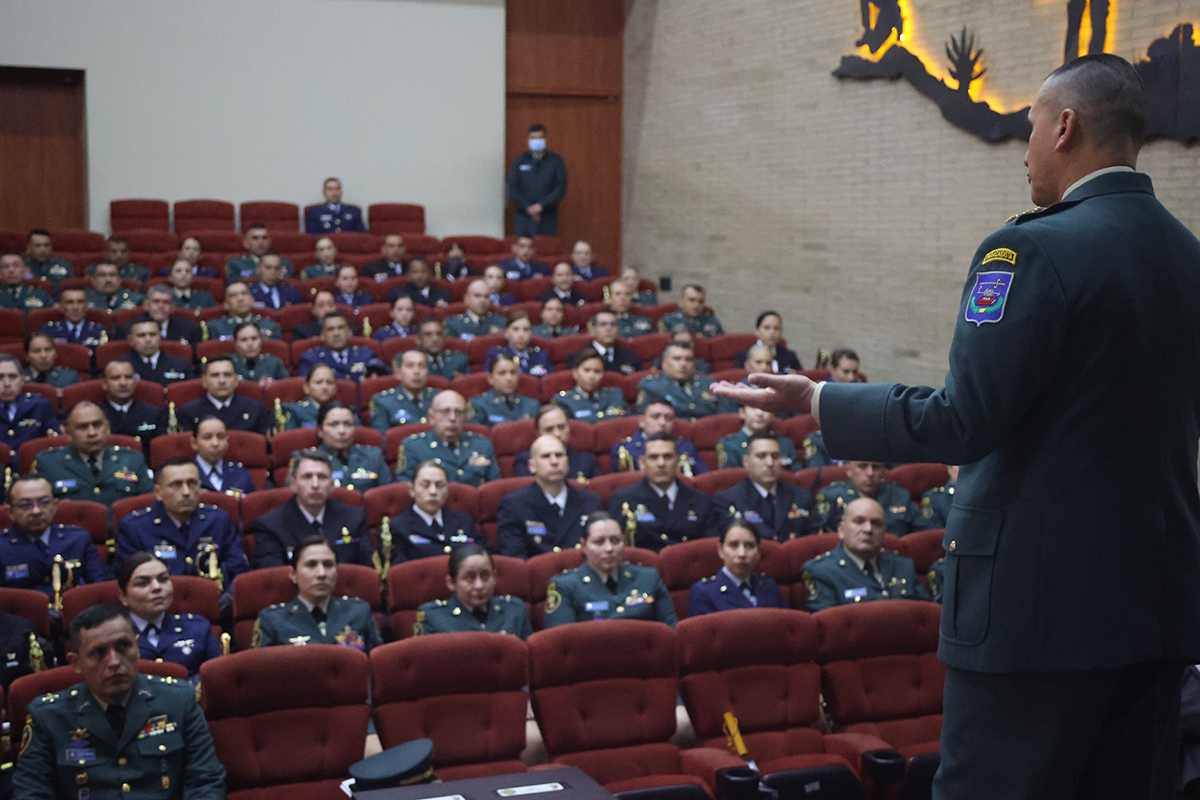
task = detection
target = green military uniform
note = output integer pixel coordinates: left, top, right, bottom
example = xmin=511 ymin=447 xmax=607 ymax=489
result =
xmin=35 ymin=445 xmax=154 ymax=506
xmin=0 ymin=284 xmax=54 ymax=311
xmin=716 ymin=429 xmax=801 ymax=470
xmin=651 ymin=354 xmax=712 ymax=374
xmin=636 ymin=374 xmax=735 ymax=419
xmin=919 ymin=483 xmax=955 ymax=528
xmin=444 ymin=311 xmax=507 ymax=340
xmin=554 ymin=387 xmax=629 ymax=422
xmin=204 ymin=314 xmax=283 ymax=341
xmin=277 ymin=398 xmax=321 ymax=431
xmin=799 ymin=430 xmax=837 ymax=468
xmin=24 ymin=256 xmax=73 ymax=286
xmin=231 ymin=352 xmax=289 ymax=383
xmin=300 ymin=262 xmax=351 ymax=281
xmin=13 ymin=673 xmax=226 ymax=798
xmin=396 ymin=430 xmax=501 ymax=486
xmin=532 ymin=323 xmax=578 ymax=338
xmin=253 ymin=594 xmax=382 ymax=652
xmin=369 ymin=386 xmax=438 ymax=434
xmin=614 ymin=313 xmax=655 ymax=338
xmin=800 ymin=542 xmax=930 ymax=612
xmin=86 ymin=261 xmax=151 ymax=282
xmin=657 ymin=310 xmax=724 ymax=338
xmin=414 ymin=594 xmax=533 ymax=639
xmin=544 ymin=560 xmax=677 ymax=627
xmin=471 ymin=390 xmax=539 ymax=426
xmin=173 ymin=289 xmax=217 ymax=310
xmin=316 ymin=443 xmax=392 ymax=492
xmin=425 ymin=350 xmax=471 ymax=381
xmin=22 ymin=366 xmax=80 ymax=389
xmin=815 ymin=480 xmax=932 ymax=536
xmin=86 ymin=288 xmax=145 ymax=312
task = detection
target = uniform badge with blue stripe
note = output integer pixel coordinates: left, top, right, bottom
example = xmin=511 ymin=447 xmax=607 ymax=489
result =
xmin=966 ymin=255 xmax=1015 ymax=326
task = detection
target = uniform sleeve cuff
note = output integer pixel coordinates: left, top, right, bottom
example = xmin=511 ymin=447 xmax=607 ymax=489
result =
xmin=811 ymin=381 xmax=825 ymax=425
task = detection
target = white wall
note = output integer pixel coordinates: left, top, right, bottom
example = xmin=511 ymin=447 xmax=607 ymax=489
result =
xmin=1 ymin=0 xmax=506 ymax=237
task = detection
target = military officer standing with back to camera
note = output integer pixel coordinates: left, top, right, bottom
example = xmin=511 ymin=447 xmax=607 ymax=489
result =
xmin=36 ymin=402 xmax=154 ymax=508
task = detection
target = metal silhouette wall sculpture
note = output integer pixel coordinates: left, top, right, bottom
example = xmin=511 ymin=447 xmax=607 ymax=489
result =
xmin=834 ymin=1 xmax=1200 ymax=144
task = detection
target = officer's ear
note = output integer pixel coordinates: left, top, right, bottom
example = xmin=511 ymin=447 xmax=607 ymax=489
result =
xmin=445 ymin=575 xmax=456 ymax=594
xmin=67 ymin=650 xmax=79 ymax=669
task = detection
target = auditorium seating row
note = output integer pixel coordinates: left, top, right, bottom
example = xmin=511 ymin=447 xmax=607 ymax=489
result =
xmin=5 ymin=603 xmax=943 ymax=798
xmin=107 ymin=198 xmax=433 ymax=236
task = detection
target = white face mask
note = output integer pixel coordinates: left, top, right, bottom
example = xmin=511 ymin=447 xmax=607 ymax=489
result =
xmin=528 ymin=138 xmax=546 ymax=152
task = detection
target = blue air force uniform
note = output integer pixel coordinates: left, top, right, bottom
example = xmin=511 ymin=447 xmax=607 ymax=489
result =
xmin=555 ymin=386 xmax=629 ymax=422
xmin=543 ymin=560 xmax=676 ymax=627
xmin=132 ymin=611 xmax=221 ymax=678
xmin=657 ymin=310 xmax=724 ymax=338
xmin=205 ymin=314 xmax=283 ymax=341
xmin=396 ymin=430 xmax=501 ymax=486
xmin=390 ymin=507 xmax=487 ymax=562
xmin=687 ymin=569 xmax=787 ymax=617
xmin=35 ymin=445 xmax=154 ymax=507
xmin=306 ymin=203 xmax=365 ymax=234
xmin=104 ymin=399 xmax=167 ymax=451
xmin=0 ymin=524 xmax=112 ymax=599
xmin=636 ymin=374 xmax=736 ymax=419
xmin=920 ymin=483 xmax=955 ymax=528
xmin=334 ymin=290 xmax=374 ymax=307
xmin=177 ymin=394 xmax=269 ymax=436
xmin=0 ymin=284 xmax=54 ymax=311
xmin=250 ymin=281 xmax=302 ymax=311
xmin=717 ymin=430 xmax=801 ymax=471
xmin=22 ymin=366 xmax=79 ymax=389
xmin=513 ymin=448 xmax=599 ymax=482
xmin=116 ymin=501 xmax=247 ymax=595
xmin=372 ymin=322 xmax=418 ymax=342
xmin=0 ymin=392 xmax=60 ymax=459
xmin=710 ymin=478 xmax=818 ymax=541
xmin=470 ymin=390 xmax=540 ymax=426
xmin=13 ymin=673 xmax=227 ymax=799
xmin=608 ymin=477 xmax=712 ymax=551
xmin=298 ymin=345 xmax=386 ymax=381
xmin=414 ymin=594 xmax=533 ymax=639
xmin=610 ymin=430 xmax=708 ymax=475
xmin=444 ymin=311 xmax=507 ymax=341
xmin=493 ymin=258 xmax=549 ymax=281
xmin=369 ymin=385 xmax=438 ymax=434
xmin=318 ymin=443 xmax=392 ymax=492
xmin=195 ymin=457 xmax=257 ymax=497
xmin=485 ymin=344 xmax=554 ymax=376
xmin=815 ymin=481 xmax=931 ymax=535
xmin=253 ymin=595 xmax=382 ymax=651
xmin=497 ymin=482 xmax=603 ymax=559
xmin=799 ymin=542 xmax=930 ymax=612
xmin=424 ymin=350 xmax=470 ymax=380
xmin=249 ymin=496 xmax=374 ymax=569
xmin=121 ymin=352 xmax=193 ymax=385
xmin=41 ymin=317 xmax=108 ymax=349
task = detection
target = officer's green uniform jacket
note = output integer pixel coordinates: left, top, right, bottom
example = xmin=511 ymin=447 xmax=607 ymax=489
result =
xmin=554 ymin=386 xmax=628 ymax=421
xmin=800 ymin=542 xmax=931 ymax=612
xmin=636 ymin=374 xmax=735 ymax=419
xmin=919 ymin=483 xmax=955 ymax=528
xmin=471 ymin=390 xmax=539 ymax=426
xmin=444 ymin=311 xmax=507 ymax=340
xmin=317 ymin=443 xmax=392 ymax=492
xmin=253 ymin=594 xmax=382 ymax=651
xmin=278 ymin=398 xmax=321 ymax=431
xmin=300 ymin=262 xmax=350 ymax=281
xmin=799 ymin=430 xmax=837 ymax=468
xmin=815 ymin=480 xmax=931 ymax=536
xmin=396 ymin=430 xmax=501 ymax=486
xmin=0 ymin=284 xmax=54 ymax=311
xmin=24 ymin=256 xmax=73 ymax=286
xmin=35 ymin=445 xmax=154 ymax=507
xmin=173 ymin=289 xmax=217 ymax=311
xmin=86 ymin=261 xmax=151 ymax=282
xmin=225 ymin=254 xmax=294 ymax=282
xmin=414 ymin=594 xmax=533 ymax=640
xmin=85 ymin=288 xmax=145 ymax=312
xmin=231 ymin=352 xmax=289 ymax=383
xmin=369 ymin=385 xmax=438 ymax=434
xmin=204 ymin=314 xmax=283 ymax=341
xmin=532 ymin=323 xmax=578 ymax=338
xmin=22 ymin=366 xmax=80 ymax=389
xmin=13 ymin=673 xmax=226 ymax=799
xmin=657 ymin=310 xmax=724 ymax=338
xmin=716 ymin=429 xmax=801 ymax=471
xmin=615 ymin=313 xmax=655 ymax=338
xmin=544 ymin=560 xmax=677 ymax=627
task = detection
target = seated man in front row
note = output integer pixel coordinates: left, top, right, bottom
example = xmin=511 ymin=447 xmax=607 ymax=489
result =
xmin=816 ymin=460 xmax=931 ymax=536
xmin=13 ymin=604 xmax=226 ymax=798
xmin=800 ymin=497 xmax=930 ymax=611
xmin=249 ymin=448 xmax=373 ymax=568
xmin=396 ymin=391 xmax=500 ymax=486
xmin=177 ymin=356 xmax=269 ymax=434
xmin=497 ymin=434 xmax=602 ymax=559
xmin=608 ymin=433 xmax=711 ymax=551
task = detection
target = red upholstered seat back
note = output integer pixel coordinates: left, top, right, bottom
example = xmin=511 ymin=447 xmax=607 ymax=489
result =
xmin=231 ymin=565 xmax=380 ymax=650
xmin=200 ymin=645 xmax=369 ymax=792
xmin=62 ymin=576 xmax=221 ymax=627
xmin=553 ymin=742 xmax=685 ymax=787
xmin=370 ymin=633 xmax=529 ymax=773
xmin=527 ymin=620 xmax=679 ymax=756
xmin=0 ymin=587 xmax=51 ymax=638
xmin=815 ymin=600 xmax=944 ymax=749
xmin=676 ymin=609 xmax=826 ymax=762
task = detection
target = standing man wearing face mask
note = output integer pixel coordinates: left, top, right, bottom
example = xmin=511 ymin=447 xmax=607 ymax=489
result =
xmin=507 ymin=123 xmax=568 ymax=236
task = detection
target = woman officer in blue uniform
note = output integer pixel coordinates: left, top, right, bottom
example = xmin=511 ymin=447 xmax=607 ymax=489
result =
xmin=686 ymin=519 xmax=786 ymax=616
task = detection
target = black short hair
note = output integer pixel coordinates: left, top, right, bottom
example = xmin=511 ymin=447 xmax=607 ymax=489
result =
xmin=682 ymin=284 xmax=706 ymax=295
xmin=194 ymin=414 xmax=226 ymax=432
xmin=719 ymin=518 xmax=762 ymax=545
xmin=528 ymin=123 xmax=547 ymax=134
xmin=419 ymin=317 xmax=442 ymax=333
xmin=28 ymin=229 xmax=50 ymax=240
xmin=291 ymin=535 xmax=337 ymax=569
xmin=7 ymin=473 xmax=51 ymax=504
xmin=570 ymin=347 xmax=604 ymax=369
xmin=127 ymin=315 xmax=159 ymax=333
xmin=2 ymin=250 xmax=23 ymax=259
xmin=320 ymin=311 xmax=349 ymax=329
xmin=306 ymin=363 xmax=337 ymax=382
xmin=316 ymin=400 xmax=353 ymax=426
xmin=448 ymin=543 xmax=492 ymax=579
xmin=233 ymin=321 xmax=261 ymax=339
xmin=643 ymin=432 xmax=677 ymax=448
xmin=830 ymin=348 xmax=859 ymax=368
xmin=413 ymin=460 xmax=448 ymax=483
xmin=24 ymin=330 xmax=56 ymax=352
xmin=69 ymin=604 xmax=132 ymax=652
xmin=155 ymin=456 xmax=199 ymax=485
xmin=583 ymin=510 xmax=617 ymax=540
xmin=106 ymin=235 xmax=129 ymax=247
xmin=1046 ymin=53 xmax=1147 ymax=148
xmin=746 ymin=431 xmax=781 ymax=449
xmin=202 ymin=355 xmax=235 ymax=374
xmin=755 ymin=310 xmax=781 ymax=328
xmin=116 ymin=551 xmax=169 ymax=592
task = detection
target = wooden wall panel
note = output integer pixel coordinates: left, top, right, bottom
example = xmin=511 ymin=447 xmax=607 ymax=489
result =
xmin=0 ymin=67 xmax=86 ymax=232
xmin=506 ymin=0 xmax=623 ymax=269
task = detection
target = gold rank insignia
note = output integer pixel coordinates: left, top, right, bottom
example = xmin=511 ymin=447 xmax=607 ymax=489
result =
xmin=251 ymin=619 xmax=263 ymax=648
xmin=716 ymin=443 xmax=727 ymax=469
xmin=395 ymin=445 xmax=407 ymax=473
xmin=413 ymin=610 xmax=425 ymax=636
xmin=545 ymin=582 xmax=562 ymax=614
xmin=19 ymin=714 xmax=32 ymax=755
xmin=802 ymin=571 xmax=818 ymax=603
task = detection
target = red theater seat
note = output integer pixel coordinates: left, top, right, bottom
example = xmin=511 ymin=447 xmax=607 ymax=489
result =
xmin=896 ymin=527 xmax=946 ymax=573
xmin=61 ymin=576 xmax=221 ymax=628
xmin=230 ymin=564 xmax=380 ymax=651
xmin=200 ymin=645 xmax=369 ymax=799
xmin=110 ymin=199 xmax=170 ymax=232
xmin=527 ymin=620 xmax=742 ymax=794
xmin=656 ymin=539 xmax=786 ymax=621
xmin=887 ymin=463 xmax=952 ymax=502
xmin=240 ymin=201 xmax=300 ymax=233
xmin=370 ymin=633 xmax=529 ymax=779
xmin=174 ymin=200 xmax=235 ymax=233
xmin=0 ymin=587 xmax=51 ymax=638
xmin=368 ymin=203 xmax=426 ymax=235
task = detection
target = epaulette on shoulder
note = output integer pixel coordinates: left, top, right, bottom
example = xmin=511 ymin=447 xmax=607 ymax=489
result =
xmin=1006 ymin=206 xmax=1045 ymax=224
xmin=266 ymin=601 xmax=286 ymax=610
xmin=700 ymin=576 xmax=712 ymax=583
xmin=186 ymin=613 xmax=195 ymax=619
xmin=36 ymin=692 xmax=63 ymax=704
xmin=434 ymin=599 xmax=448 ymax=607
xmin=131 ymin=507 xmax=149 ymax=517
xmin=815 ymin=550 xmax=833 ymax=560
xmin=147 ymin=674 xmax=180 ymax=684
xmin=557 ymin=390 xmax=568 ymax=397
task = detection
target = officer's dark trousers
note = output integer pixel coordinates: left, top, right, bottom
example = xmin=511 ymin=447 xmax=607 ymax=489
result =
xmin=513 ymin=210 xmax=558 ymax=236
xmin=934 ymin=659 xmax=1184 ymax=800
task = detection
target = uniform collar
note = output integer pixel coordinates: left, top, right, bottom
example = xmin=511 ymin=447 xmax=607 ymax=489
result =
xmin=412 ymin=506 xmax=444 ymax=528
xmin=1061 ymin=166 xmax=1135 ymax=202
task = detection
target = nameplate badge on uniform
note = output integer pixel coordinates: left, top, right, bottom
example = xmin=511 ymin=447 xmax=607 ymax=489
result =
xmin=744 ymin=511 xmax=763 ymax=523
xmin=55 ymin=479 xmax=76 ymax=490
xmin=575 ymin=409 xmax=592 ymax=417
xmin=65 ymin=747 xmax=95 ymax=762
xmin=154 ymin=545 xmax=177 ymax=559
xmin=331 ymin=471 xmax=344 ymax=481
xmin=844 ymin=587 xmax=868 ymax=599
xmin=409 ymin=535 xmax=431 ymax=543
xmin=965 ymin=270 xmax=1013 ymax=326
xmin=5 ymin=564 xmax=29 ymax=580
xmin=584 ymin=601 xmax=609 ymax=612
xmin=525 ymin=522 xmax=547 ymax=537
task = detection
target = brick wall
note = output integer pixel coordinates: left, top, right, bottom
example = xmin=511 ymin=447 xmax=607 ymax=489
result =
xmin=624 ymin=0 xmax=1200 ymax=385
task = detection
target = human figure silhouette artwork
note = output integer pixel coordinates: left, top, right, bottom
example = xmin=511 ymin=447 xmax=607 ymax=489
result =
xmin=1064 ymin=0 xmax=1110 ymax=63
xmin=857 ymin=0 xmax=904 ymax=54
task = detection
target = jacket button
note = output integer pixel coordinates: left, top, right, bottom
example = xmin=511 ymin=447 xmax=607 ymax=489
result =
xmin=118 ymin=758 xmax=128 ymax=766
xmin=122 ymin=784 xmax=131 ymax=793
xmin=949 ymin=541 xmax=957 ymax=552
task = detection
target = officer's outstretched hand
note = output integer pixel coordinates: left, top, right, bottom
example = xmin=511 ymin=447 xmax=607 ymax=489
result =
xmin=711 ymin=373 xmax=819 ymax=414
